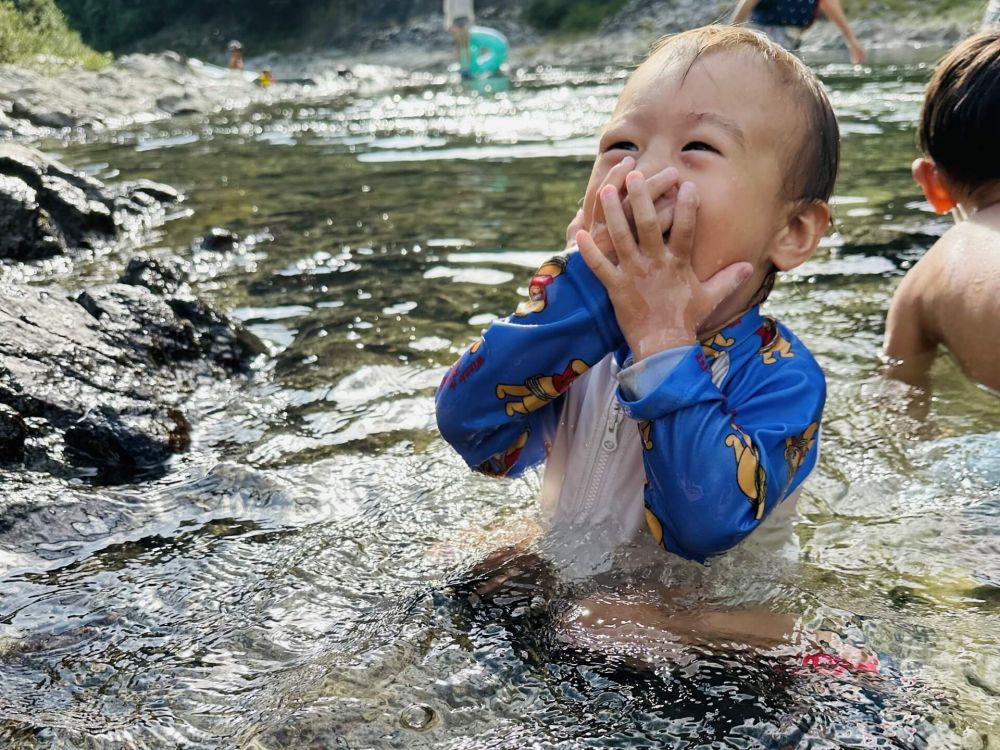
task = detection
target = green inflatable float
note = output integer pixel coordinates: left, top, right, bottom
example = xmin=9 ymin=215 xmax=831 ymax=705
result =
xmin=464 ymin=26 xmax=509 ymax=76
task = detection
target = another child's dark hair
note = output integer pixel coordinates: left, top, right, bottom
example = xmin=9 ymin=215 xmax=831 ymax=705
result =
xmin=918 ymin=30 xmax=1000 ymax=192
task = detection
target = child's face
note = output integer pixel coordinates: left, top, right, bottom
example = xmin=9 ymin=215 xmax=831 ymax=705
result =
xmin=581 ymin=50 xmax=802 ymax=290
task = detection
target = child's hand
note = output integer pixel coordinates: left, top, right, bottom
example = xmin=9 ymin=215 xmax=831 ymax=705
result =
xmin=566 ymin=156 xmax=679 ymax=262
xmin=576 ymin=172 xmax=753 ymax=362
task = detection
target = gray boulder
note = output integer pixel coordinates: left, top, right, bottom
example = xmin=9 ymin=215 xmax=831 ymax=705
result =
xmin=0 ymin=143 xmax=178 ymax=260
xmin=0 ymin=266 xmax=265 ymax=481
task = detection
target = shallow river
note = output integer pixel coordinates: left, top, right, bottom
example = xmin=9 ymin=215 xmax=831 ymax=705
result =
xmin=1 ymin=54 xmax=998 ymax=748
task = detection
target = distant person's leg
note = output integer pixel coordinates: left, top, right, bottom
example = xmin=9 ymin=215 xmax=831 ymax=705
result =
xmin=451 ymin=17 xmax=472 ymax=71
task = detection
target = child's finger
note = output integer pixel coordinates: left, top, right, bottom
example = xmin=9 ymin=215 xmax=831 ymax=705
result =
xmin=599 ymin=183 xmax=639 ymax=264
xmin=701 ymin=261 xmax=755 ymax=311
xmin=625 ymin=171 xmax=663 ymax=255
xmin=654 ymin=200 xmax=675 ymax=236
xmin=622 ymin=167 xmax=678 ymax=226
xmin=594 ymin=155 xmax=634 ymax=226
xmin=643 ymin=167 xmax=680 ymax=206
xmin=565 ymin=208 xmax=584 ymax=248
xmin=590 ymin=223 xmax=619 ymax=265
xmin=668 ymin=181 xmax=699 ymax=261
xmin=576 ymin=229 xmax=618 ymax=287
xmin=622 ymin=187 xmax=676 ymax=232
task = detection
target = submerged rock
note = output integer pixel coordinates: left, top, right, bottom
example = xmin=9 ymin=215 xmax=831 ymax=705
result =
xmin=197 ymin=227 xmax=241 ymax=253
xmin=0 ymin=265 xmax=265 ymax=482
xmin=0 ymin=143 xmax=178 ymax=260
xmin=0 ymin=403 xmax=26 ymax=462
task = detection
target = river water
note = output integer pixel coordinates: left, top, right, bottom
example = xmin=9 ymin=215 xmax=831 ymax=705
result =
xmin=1 ymin=57 xmax=997 ymax=748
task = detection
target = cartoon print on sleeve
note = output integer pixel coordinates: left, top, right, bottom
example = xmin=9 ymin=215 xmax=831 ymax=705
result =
xmin=701 ymin=331 xmax=736 ymax=385
xmin=478 ymin=429 xmax=530 ymax=477
xmin=514 ymin=255 xmax=568 ymax=317
xmin=725 ymin=422 xmax=768 ymax=520
xmin=755 ymin=317 xmax=794 ymax=365
xmin=644 ymin=504 xmax=664 ymax=546
xmin=441 ymin=336 xmax=487 ymax=392
xmin=783 ymin=422 xmax=818 ymax=493
xmin=495 ymin=359 xmax=589 ymax=416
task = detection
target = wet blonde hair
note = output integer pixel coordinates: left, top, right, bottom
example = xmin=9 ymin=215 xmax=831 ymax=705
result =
xmin=643 ymin=25 xmax=840 ymax=205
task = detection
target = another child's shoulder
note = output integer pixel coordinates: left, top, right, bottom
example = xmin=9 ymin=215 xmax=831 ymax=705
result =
xmin=899 ymin=220 xmax=999 ymax=300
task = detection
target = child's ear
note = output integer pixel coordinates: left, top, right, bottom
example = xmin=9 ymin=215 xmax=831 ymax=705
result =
xmin=912 ymin=157 xmax=956 ymax=214
xmin=770 ymin=200 xmax=831 ymax=272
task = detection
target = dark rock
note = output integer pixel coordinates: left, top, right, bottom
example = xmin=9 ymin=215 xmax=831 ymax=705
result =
xmin=0 ymin=403 xmax=26 ymax=462
xmin=199 ymin=227 xmax=241 ymax=252
xmin=0 ymin=173 xmax=63 ymax=260
xmin=9 ymin=100 xmax=75 ymax=129
xmin=167 ymin=297 xmax=269 ymax=371
xmin=0 ymin=277 xmax=263 ymax=482
xmin=0 ymin=143 xmax=180 ymax=260
xmin=119 ymin=255 xmax=190 ymax=296
xmin=122 ymin=179 xmax=182 ymax=204
xmin=63 ymin=404 xmax=190 ymax=479
xmin=155 ymin=94 xmax=202 ymax=116
xmin=76 ymin=284 xmax=200 ymax=366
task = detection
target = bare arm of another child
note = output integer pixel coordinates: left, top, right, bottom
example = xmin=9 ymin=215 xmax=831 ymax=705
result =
xmin=730 ymin=0 xmax=762 ymax=24
xmin=884 ymin=260 xmax=938 ymax=386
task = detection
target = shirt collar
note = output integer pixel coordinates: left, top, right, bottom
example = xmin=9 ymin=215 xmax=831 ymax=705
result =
xmin=705 ymin=305 xmax=766 ymax=347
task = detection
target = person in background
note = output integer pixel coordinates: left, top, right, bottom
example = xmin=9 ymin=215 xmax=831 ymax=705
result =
xmin=884 ymin=31 xmax=1000 ymax=391
xmin=228 ymin=40 xmax=245 ymax=71
xmin=444 ymin=0 xmax=475 ymax=73
xmin=731 ymin=0 xmax=866 ymax=64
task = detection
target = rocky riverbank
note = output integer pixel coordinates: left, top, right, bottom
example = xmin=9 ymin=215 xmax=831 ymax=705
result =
xmin=0 ymin=144 xmax=264 ymax=482
xmin=0 ymin=51 xmax=357 ymax=140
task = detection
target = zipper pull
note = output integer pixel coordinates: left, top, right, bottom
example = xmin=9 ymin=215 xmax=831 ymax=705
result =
xmin=603 ymin=402 xmax=623 ymax=451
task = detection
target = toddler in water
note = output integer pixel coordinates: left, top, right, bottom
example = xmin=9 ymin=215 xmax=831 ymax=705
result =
xmin=436 ymin=26 xmax=835 ymax=566
xmin=885 ymin=30 xmax=1000 ymax=391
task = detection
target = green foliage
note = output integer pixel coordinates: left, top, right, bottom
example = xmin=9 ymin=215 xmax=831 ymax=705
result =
xmin=0 ymin=0 xmax=108 ymax=70
xmin=524 ymin=0 xmax=627 ymax=32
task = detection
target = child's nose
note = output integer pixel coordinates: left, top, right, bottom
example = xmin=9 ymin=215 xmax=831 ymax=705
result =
xmin=634 ymin=152 xmax=675 ymax=178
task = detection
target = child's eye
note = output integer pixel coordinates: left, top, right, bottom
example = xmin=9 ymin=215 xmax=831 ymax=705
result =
xmin=682 ymin=141 xmax=720 ymax=154
xmin=604 ymin=141 xmax=638 ymax=152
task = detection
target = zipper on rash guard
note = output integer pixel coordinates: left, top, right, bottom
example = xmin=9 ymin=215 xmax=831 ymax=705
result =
xmin=579 ymin=394 xmax=625 ymax=518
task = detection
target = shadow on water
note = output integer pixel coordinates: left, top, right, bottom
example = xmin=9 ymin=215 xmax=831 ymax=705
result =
xmin=256 ymin=549 xmax=954 ymax=749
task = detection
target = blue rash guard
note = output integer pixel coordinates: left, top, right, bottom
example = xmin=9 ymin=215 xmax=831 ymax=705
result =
xmin=750 ymin=0 xmax=821 ymax=28
xmin=435 ymin=250 xmax=826 ymax=563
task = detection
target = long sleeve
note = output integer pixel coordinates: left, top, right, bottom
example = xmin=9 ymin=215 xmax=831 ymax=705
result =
xmin=436 ymin=250 xmax=625 ymax=477
xmin=619 ymin=313 xmax=825 ymax=562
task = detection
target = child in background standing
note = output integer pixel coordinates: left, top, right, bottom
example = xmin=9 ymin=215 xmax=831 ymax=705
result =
xmin=443 ymin=0 xmax=475 ymax=73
